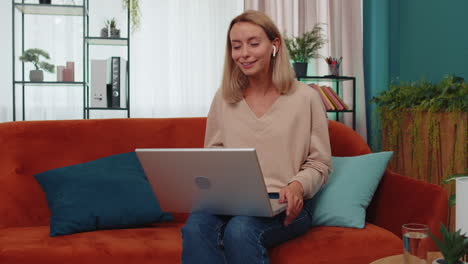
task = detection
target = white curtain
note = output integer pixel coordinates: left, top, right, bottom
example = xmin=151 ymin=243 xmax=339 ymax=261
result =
xmin=0 ymin=0 xmax=243 ymax=122
xmin=245 ymin=0 xmax=367 ymax=141
xmin=131 ymin=0 xmax=243 ymax=118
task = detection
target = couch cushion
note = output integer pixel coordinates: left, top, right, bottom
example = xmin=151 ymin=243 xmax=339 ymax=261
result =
xmin=307 ymin=152 xmax=393 ymax=228
xmin=34 ymin=152 xmax=172 ymax=237
xmin=269 ymin=223 xmax=402 ymax=264
xmin=0 ymin=223 xmax=184 ymax=264
xmin=0 ymin=118 xmax=206 ymax=229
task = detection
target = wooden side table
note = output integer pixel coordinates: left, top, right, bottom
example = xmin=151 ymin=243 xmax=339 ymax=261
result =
xmin=370 ymin=252 xmax=442 ymax=264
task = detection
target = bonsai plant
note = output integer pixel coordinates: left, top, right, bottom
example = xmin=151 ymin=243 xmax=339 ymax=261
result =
xmin=429 ymin=223 xmax=468 ymax=264
xmin=284 ymin=23 xmax=326 ymax=77
xmin=101 ymin=18 xmax=120 ymax=38
xmin=122 ymin=0 xmax=141 ymax=33
xmin=19 ymin=48 xmax=55 ymax=82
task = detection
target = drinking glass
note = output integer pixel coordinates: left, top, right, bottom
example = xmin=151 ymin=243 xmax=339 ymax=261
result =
xmin=402 ymin=223 xmax=429 ymax=264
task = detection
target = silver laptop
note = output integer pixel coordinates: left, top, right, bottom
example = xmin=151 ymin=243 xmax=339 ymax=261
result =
xmin=135 ymin=148 xmax=287 ymax=217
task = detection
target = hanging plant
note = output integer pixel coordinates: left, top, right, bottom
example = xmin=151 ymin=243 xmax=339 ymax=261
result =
xmin=370 ymin=75 xmax=468 ymax=231
xmin=370 ymin=75 xmax=467 ymax=157
xmin=122 ymin=0 xmax=141 ymax=33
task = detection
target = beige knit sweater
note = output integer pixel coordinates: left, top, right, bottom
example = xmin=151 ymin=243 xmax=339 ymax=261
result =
xmin=204 ymin=80 xmax=332 ymax=199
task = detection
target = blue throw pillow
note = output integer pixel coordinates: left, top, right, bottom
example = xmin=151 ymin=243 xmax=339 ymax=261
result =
xmin=34 ymin=152 xmax=172 ymax=237
xmin=307 ymin=151 xmax=393 ymax=228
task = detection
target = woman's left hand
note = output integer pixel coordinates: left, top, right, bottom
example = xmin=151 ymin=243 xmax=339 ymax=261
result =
xmin=279 ymin=181 xmax=304 ymax=227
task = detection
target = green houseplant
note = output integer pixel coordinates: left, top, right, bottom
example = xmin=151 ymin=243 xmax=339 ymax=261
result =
xmin=19 ymin=48 xmax=55 ymax=82
xmin=370 ymin=75 xmax=468 ymax=230
xmin=101 ymin=18 xmax=120 ymax=38
xmin=429 ymin=223 xmax=468 ymax=264
xmin=284 ymin=23 xmax=326 ymax=77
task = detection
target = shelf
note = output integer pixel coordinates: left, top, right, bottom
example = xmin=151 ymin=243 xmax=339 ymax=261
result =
xmin=326 ymin=110 xmax=354 ymax=113
xmin=86 ymin=107 xmax=129 ymax=111
xmin=86 ymin=37 xmax=128 ymax=46
xmin=14 ymin=3 xmax=84 ymax=16
xmin=299 ymin=76 xmax=355 ymax=82
xmin=12 ymin=0 xmax=131 ymax=121
xmin=14 ymin=81 xmax=85 ymax=86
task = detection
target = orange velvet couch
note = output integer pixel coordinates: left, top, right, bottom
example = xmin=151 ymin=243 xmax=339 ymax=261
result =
xmin=0 ymin=118 xmax=448 ymax=264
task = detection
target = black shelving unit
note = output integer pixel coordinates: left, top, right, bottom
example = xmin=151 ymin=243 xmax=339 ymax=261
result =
xmin=84 ymin=0 xmax=130 ymax=119
xmin=298 ymin=75 xmax=356 ymax=130
xmin=11 ymin=0 xmax=130 ymax=121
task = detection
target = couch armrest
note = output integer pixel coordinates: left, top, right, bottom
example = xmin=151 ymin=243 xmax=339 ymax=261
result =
xmin=367 ymin=169 xmax=448 ymax=251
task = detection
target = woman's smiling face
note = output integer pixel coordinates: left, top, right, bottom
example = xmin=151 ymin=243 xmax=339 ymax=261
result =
xmin=230 ymin=22 xmax=278 ymax=79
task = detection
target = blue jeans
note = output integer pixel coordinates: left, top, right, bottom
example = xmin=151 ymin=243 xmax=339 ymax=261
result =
xmin=181 ymin=201 xmax=313 ymax=264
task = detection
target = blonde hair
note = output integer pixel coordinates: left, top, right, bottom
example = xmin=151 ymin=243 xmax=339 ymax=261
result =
xmin=221 ymin=10 xmax=296 ymax=103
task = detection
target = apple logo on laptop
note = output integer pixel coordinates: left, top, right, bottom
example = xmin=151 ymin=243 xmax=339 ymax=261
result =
xmin=194 ymin=176 xmax=211 ymax=189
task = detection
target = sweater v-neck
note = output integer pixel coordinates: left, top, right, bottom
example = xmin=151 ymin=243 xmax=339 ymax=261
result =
xmin=241 ymin=95 xmax=283 ymax=121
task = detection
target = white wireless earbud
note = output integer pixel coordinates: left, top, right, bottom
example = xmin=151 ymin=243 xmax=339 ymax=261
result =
xmin=272 ymin=46 xmax=277 ymax=57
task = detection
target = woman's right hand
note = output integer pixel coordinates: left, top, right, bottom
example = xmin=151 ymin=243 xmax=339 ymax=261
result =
xmin=279 ymin=181 xmax=304 ymax=227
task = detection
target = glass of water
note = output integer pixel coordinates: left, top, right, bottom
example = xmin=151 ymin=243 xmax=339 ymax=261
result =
xmin=402 ymin=223 xmax=429 ymax=264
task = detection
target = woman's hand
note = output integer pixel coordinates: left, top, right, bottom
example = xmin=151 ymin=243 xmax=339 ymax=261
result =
xmin=279 ymin=181 xmax=304 ymax=227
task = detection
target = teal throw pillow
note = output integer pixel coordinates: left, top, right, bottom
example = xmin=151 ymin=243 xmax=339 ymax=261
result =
xmin=34 ymin=152 xmax=172 ymax=237
xmin=307 ymin=151 xmax=393 ymax=228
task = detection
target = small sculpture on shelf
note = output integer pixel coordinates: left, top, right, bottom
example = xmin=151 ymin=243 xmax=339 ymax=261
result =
xmin=56 ymin=61 xmax=75 ymax=82
xmin=101 ymin=18 xmax=120 ymax=38
xmin=19 ymin=48 xmax=55 ymax=82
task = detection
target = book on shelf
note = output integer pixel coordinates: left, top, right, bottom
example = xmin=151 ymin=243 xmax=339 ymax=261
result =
xmin=322 ymin=85 xmax=350 ymax=110
xmin=308 ymin=83 xmax=351 ymax=111
xmin=308 ymin=83 xmax=335 ymax=110
xmin=321 ymin=86 xmax=345 ymax=110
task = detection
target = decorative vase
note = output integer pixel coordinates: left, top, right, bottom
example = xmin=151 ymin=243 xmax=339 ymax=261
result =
xmin=39 ymin=0 xmax=52 ymax=4
xmin=293 ymin=62 xmax=308 ymax=77
xmin=110 ymin=28 xmax=120 ymax=38
xmin=100 ymin=28 xmax=109 ymax=37
xmin=327 ymin=63 xmax=341 ymax=76
xmin=29 ymin=70 xmax=44 ymax=82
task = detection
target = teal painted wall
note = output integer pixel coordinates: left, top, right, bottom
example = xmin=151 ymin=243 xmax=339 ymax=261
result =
xmin=395 ymin=0 xmax=468 ymax=82
xmin=365 ymin=0 xmax=468 ymax=151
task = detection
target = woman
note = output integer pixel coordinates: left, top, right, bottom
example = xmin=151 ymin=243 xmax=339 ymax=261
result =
xmin=181 ymin=10 xmax=331 ymax=263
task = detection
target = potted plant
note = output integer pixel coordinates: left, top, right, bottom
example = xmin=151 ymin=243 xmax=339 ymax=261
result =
xmin=285 ymin=24 xmax=326 ymax=77
xmin=19 ymin=48 xmax=55 ymax=82
xmin=101 ymin=18 xmax=120 ymax=38
xmin=122 ymin=0 xmax=141 ymax=33
xmin=370 ymin=75 xmax=467 ymax=230
xmin=429 ymin=223 xmax=468 ymax=264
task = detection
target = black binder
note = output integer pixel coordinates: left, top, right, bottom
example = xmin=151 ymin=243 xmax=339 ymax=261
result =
xmin=107 ymin=57 xmax=120 ymax=108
